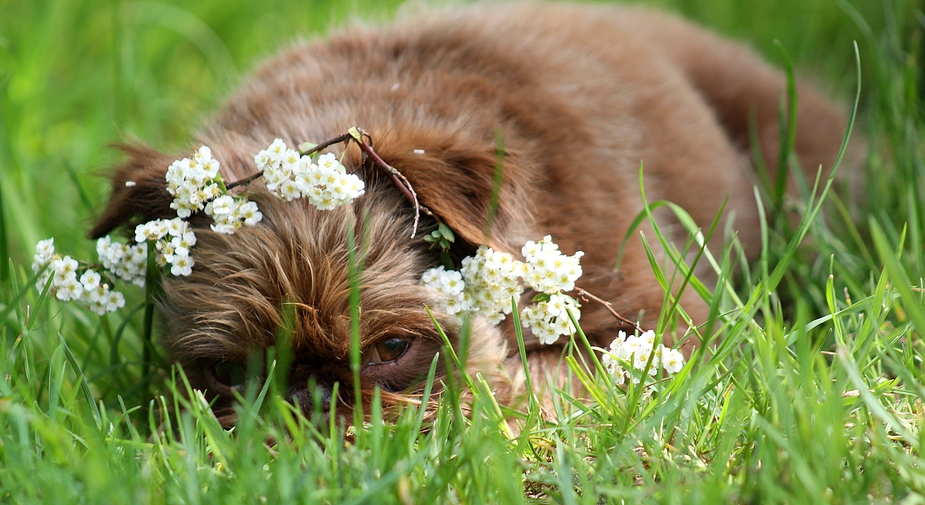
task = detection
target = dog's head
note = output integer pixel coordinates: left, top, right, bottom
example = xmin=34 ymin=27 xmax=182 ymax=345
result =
xmin=90 ymin=129 xmax=530 ymax=425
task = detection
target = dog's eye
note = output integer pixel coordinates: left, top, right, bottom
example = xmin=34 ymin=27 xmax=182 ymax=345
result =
xmin=367 ymin=338 xmax=410 ymax=365
xmin=211 ymin=361 xmax=248 ymax=389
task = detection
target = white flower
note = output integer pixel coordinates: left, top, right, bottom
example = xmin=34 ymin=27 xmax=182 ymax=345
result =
xmin=603 ymin=330 xmax=685 ymax=384
xmin=53 ymin=256 xmax=79 ymax=277
xmin=282 ymin=149 xmax=301 ymax=168
xmin=165 ymin=217 xmax=188 ymax=237
xmin=98 ymin=237 xmax=147 ymax=286
xmin=460 ymin=246 xmax=525 ymax=323
xmin=601 ymin=352 xmax=627 ymax=386
xmin=55 ymin=273 xmax=84 ymax=301
xmin=206 ymin=194 xmax=262 ymax=234
xmin=83 ymin=283 xmax=125 ymax=315
xmin=278 ymin=179 xmax=301 ymax=201
xmin=35 ymin=238 xmax=55 ymax=261
xmin=32 ymin=238 xmax=58 ymax=281
xmin=317 ymin=152 xmax=344 ymax=173
xmin=105 ymin=289 xmax=126 ymax=312
xmin=210 ymin=222 xmax=236 ymax=234
xmin=661 ymin=348 xmax=685 ymax=374
xmin=256 ymin=139 xmax=307 ymax=198
xmin=123 ymin=245 xmax=148 ymax=286
xmin=267 ymin=138 xmax=287 ymax=157
xmin=439 ymin=270 xmax=465 ymax=295
xmin=133 ymin=216 xmax=203 ymax=276
xmin=206 ymin=195 xmax=234 ymax=216
xmin=135 ymin=220 xmax=168 ymax=243
xmin=194 ymin=145 xmax=211 ymax=161
xmin=238 ymin=201 xmax=263 ymax=225
xmin=520 ymin=293 xmax=580 ymax=345
xmin=522 ymin=235 xmax=584 ymax=294
xmin=303 ymin=165 xmax=364 ymax=209
xmin=254 ymin=149 xmax=272 ymax=170
xmin=422 ymin=236 xmax=585 ymax=334
xmin=79 ymin=270 xmax=101 ymax=291
xmin=170 ymin=253 xmax=194 ymax=276
xmin=41 ymin=138 xmax=367 ymax=298
xmin=171 ymin=232 xmax=197 ymax=256
xmin=156 ymin=238 xmax=175 ymax=258
xmin=420 ymin=266 xmax=470 ymax=316
xmin=334 ymin=173 xmax=365 ymax=201
xmin=85 ymin=284 xmax=107 ymax=304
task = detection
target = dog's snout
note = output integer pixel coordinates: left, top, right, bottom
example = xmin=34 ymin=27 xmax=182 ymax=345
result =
xmin=288 ymin=381 xmax=334 ymax=413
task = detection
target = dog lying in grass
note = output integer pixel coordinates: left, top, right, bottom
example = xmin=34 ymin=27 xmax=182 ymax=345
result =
xmin=90 ymin=2 xmax=848 ymax=424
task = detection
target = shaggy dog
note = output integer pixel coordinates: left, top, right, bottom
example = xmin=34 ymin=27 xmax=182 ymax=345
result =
xmin=90 ymin=3 xmax=848 ymax=423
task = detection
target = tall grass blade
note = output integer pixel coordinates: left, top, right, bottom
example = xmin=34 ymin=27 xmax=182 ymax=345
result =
xmin=58 ymin=332 xmax=103 ymax=429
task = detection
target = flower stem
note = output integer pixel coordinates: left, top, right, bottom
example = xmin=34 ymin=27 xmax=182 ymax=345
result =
xmin=575 ymin=287 xmax=643 ymax=332
xmin=353 ymin=127 xmax=435 ymax=238
xmin=224 ymin=171 xmax=263 ymax=191
xmin=301 ymin=132 xmax=353 ymax=156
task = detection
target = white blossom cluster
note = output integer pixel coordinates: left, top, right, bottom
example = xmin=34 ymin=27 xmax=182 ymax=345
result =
xmin=32 ymin=238 xmax=126 ymax=315
xmin=522 ymin=235 xmax=583 ymax=294
xmin=602 ymin=330 xmax=685 ymax=385
xmin=255 ymin=139 xmax=365 ymax=210
xmin=135 ymin=218 xmax=197 ymax=276
xmin=459 ymin=246 xmax=526 ymax=324
xmin=166 ymin=146 xmax=222 ymax=218
xmin=204 ymin=195 xmax=263 ymax=234
xmin=420 ymin=266 xmax=470 ymax=316
xmin=96 ymin=236 xmax=147 ymax=286
xmin=420 ymin=236 xmax=585 ymax=344
xmin=163 ymin=145 xmax=264 ymax=236
xmin=520 ymin=293 xmax=581 ymax=345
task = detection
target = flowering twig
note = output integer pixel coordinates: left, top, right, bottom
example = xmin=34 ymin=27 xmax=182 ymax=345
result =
xmin=225 ymin=133 xmax=354 ymax=191
xmin=423 ymin=235 xmax=585 ymax=344
xmin=351 ymin=127 xmax=430 ymax=238
xmin=602 ymin=329 xmax=685 ymax=385
xmin=225 ymin=128 xmax=435 ymax=239
xmin=575 ymin=287 xmax=643 ymax=333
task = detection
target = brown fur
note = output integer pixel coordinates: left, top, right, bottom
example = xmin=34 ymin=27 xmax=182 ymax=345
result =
xmin=91 ymin=3 xmax=849 ymax=422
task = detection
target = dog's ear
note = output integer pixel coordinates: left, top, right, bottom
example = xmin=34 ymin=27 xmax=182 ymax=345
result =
xmin=90 ymin=143 xmax=179 ymax=239
xmin=371 ymin=131 xmax=533 ymax=255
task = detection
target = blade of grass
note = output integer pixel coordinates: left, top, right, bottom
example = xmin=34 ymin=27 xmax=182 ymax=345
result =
xmin=57 ymin=332 xmax=103 ymax=429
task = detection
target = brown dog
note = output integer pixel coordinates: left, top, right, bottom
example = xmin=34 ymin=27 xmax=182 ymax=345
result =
xmin=90 ymin=3 xmax=848 ymax=423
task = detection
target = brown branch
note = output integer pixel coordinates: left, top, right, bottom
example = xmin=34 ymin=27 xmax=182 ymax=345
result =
xmin=301 ymin=133 xmax=354 ymax=157
xmin=225 ymin=171 xmax=263 ymax=191
xmin=354 ymin=127 xmax=438 ymax=238
xmin=575 ymin=287 xmax=643 ymax=332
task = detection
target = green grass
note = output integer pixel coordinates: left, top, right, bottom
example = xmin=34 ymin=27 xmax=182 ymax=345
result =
xmin=2 ymin=0 xmax=925 ymax=503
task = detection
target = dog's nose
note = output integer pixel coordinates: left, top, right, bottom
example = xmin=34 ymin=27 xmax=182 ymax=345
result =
xmin=287 ymin=382 xmax=333 ymax=413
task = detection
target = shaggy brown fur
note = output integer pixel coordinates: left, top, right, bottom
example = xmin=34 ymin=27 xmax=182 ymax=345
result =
xmin=91 ymin=3 xmax=849 ymax=423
